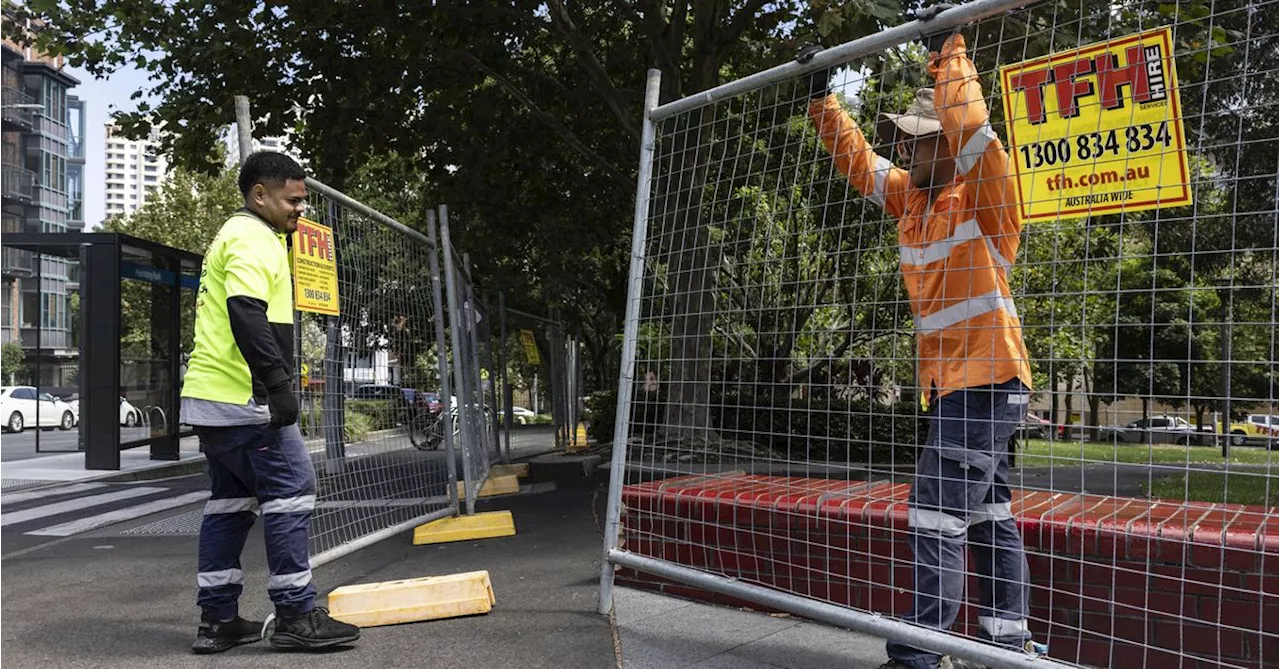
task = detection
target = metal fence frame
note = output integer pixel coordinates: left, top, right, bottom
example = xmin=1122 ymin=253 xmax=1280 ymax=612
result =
xmin=598 ymin=0 xmax=1276 ymax=667
xmin=302 ymin=180 xmax=462 ymax=568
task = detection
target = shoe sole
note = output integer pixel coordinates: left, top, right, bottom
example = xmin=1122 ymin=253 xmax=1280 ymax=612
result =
xmin=192 ymin=633 xmax=262 ymax=654
xmin=269 ymin=631 xmax=361 ymax=651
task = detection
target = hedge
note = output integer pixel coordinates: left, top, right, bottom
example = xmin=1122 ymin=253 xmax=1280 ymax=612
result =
xmin=587 ymin=388 xmax=924 ymax=464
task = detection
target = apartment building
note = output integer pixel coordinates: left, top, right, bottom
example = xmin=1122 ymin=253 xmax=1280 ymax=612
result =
xmin=104 ymin=123 xmax=168 ymax=220
xmin=2 ymin=35 xmax=84 ymax=385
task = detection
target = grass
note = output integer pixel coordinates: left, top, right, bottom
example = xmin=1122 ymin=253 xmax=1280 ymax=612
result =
xmin=1016 ymin=438 xmax=1279 ymax=468
xmin=1145 ymin=471 xmax=1280 ymax=507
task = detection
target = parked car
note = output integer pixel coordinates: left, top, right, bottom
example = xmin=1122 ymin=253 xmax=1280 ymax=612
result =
xmin=1015 ymin=414 xmax=1052 ymax=440
xmin=1108 ymin=416 xmax=1199 ymax=445
xmin=120 ymin=397 xmax=142 ymax=427
xmin=420 ymin=392 xmax=443 ymax=414
xmin=0 ymin=386 xmax=76 ymax=432
xmin=62 ymin=395 xmax=141 ymax=427
xmin=1220 ymin=414 xmax=1280 ymax=448
xmin=352 ymin=384 xmax=414 ymax=407
xmin=510 ymin=406 xmax=537 ymax=425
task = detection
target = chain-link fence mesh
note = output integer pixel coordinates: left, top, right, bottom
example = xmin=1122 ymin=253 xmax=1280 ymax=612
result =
xmin=300 ymin=182 xmax=458 ymax=565
xmin=601 ymin=1 xmax=1278 ymax=667
xmin=435 ymin=205 xmax=499 ymax=515
xmin=498 ymin=305 xmax=575 ymax=456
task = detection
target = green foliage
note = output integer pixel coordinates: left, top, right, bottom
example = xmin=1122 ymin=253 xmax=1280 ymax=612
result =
xmin=345 ymin=399 xmax=401 ymax=431
xmin=342 ymin=410 xmax=374 ymax=443
xmin=714 ymin=396 xmax=925 ymax=463
xmin=299 ymin=406 xmax=373 ymax=443
xmin=585 ymin=389 xmax=617 ymax=443
xmin=1 ymin=342 xmax=27 ymax=384
xmin=104 ymin=167 xmax=240 ymax=254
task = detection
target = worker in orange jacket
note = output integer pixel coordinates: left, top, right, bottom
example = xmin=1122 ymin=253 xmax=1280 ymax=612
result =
xmin=801 ymin=7 xmax=1045 ymax=669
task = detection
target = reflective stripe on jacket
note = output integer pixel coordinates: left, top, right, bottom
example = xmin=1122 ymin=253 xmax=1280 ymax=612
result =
xmin=808 ymin=33 xmax=1033 ymax=397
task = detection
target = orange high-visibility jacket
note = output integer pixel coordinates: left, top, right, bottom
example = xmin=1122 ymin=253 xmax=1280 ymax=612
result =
xmin=808 ymin=34 xmax=1033 ymax=398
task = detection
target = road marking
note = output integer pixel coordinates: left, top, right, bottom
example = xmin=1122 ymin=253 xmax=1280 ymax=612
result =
xmin=1 ymin=483 xmax=108 ymax=506
xmin=0 ymin=487 xmax=165 ymax=527
xmin=26 ymin=491 xmax=211 ymax=537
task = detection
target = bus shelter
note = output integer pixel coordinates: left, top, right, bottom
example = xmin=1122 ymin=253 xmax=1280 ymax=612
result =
xmin=1 ymin=232 xmax=201 ymax=469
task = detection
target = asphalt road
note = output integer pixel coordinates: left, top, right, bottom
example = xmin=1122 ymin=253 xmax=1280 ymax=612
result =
xmin=0 ymin=483 xmax=617 ymax=669
xmin=1 ymin=426 xmax=157 ymax=461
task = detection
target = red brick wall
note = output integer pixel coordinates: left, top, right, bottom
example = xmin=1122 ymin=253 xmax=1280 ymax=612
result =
xmin=616 ymin=473 xmax=1278 ymax=669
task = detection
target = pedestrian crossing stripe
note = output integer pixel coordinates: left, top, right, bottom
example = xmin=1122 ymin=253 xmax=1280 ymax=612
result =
xmin=1 ymin=482 xmax=108 ymax=506
xmin=26 ymin=491 xmax=211 ymax=537
xmin=0 ymin=487 xmax=166 ymax=527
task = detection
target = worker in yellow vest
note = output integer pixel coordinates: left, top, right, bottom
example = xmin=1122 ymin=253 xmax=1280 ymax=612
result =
xmin=802 ymin=6 xmax=1045 ymax=668
xmin=182 ymin=151 xmax=358 ymax=654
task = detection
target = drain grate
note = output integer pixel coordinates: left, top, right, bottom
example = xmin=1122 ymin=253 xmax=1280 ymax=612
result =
xmin=120 ymin=509 xmax=203 ymax=535
xmin=2 ymin=478 xmax=57 ymax=491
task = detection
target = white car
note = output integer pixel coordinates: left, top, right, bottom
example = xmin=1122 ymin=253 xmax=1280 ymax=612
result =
xmin=510 ymin=406 xmax=537 ymax=424
xmin=63 ymin=396 xmax=143 ymax=427
xmin=0 ymin=386 xmax=76 ymax=433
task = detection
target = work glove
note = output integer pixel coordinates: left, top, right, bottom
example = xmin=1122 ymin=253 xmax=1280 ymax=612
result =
xmin=915 ymin=2 xmax=958 ymax=54
xmin=796 ymin=45 xmax=830 ymax=100
xmin=267 ymin=379 xmax=299 ymax=428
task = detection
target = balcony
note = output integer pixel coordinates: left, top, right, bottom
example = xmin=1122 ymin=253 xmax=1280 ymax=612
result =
xmin=2 ymin=246 xmax=34 ymax=277
xmin=1 ymin=86 xmax=36 ymax=130
xmin=20 ymin=327 xmax=70 ymax=350
xmin=2 ymin=165 xmax=35 ymax=202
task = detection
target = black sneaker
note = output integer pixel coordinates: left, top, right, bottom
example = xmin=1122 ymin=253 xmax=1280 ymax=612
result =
xmin=191 ymin=615 xmax=264 ymax=654
xmin=269 ymin=607 xmax=360 ymax=651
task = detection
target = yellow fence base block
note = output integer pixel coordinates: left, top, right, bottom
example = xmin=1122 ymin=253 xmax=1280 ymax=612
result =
xmin=489 ymin=463 xmax=529 ymax=478
xmin=455 ymin=473 xmax=521 ymax=500
xmin=412 ymin=510 xmax=516 ymax=545
xmin=566 ymin=423 xmax=591 ymax=453
xmin=328 ymin=570 xmax=496 ymax=627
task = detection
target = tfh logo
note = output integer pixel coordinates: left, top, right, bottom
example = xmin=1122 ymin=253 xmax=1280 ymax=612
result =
xmin=1009 ymin=43 xmax=1168 ymax=125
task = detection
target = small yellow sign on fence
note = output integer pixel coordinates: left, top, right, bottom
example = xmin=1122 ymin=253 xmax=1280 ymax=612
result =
xmin=999 ymin=27 xmax=1191 ymax=222
xmin=520 ymin=329 xmax=541 ymax=365
xmin=293 ymin=217 xmax=340 ymax=316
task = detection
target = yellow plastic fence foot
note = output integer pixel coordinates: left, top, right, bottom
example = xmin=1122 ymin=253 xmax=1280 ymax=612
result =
xmin=489 ymin=463 xmax=529 ymax=478
xmin=328 ymin=570 xmax=496 ymax=627
xmin=566 ymin=423 xmax=591 ymax=453
xmin=455 ymin=473 xmax=521 ymax=499
xmin=413 ymin=510 xmax=516 ymax=545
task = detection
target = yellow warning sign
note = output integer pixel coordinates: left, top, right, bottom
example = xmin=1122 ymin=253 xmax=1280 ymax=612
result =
xmin=999 ymin=27 xmax=1191 ymax=222
xmin=519 ymin=329 xmax=541 ymax=365
xmin=292 ymin=217 xmax=340 ymax=316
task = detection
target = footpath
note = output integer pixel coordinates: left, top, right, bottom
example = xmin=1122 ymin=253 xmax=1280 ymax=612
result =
xmin=1 ymin=463 xmax=887 ymax=669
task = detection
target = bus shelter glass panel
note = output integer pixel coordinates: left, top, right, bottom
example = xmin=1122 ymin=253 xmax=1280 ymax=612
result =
xmin=119 ymin=250 xmax=177 ymax=447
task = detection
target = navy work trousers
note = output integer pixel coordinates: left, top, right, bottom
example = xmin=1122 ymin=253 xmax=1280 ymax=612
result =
xmin=886 ymin=379 xmax=1035 ymax=669
xmin=195 ymin=423 xmax=317 ymax=620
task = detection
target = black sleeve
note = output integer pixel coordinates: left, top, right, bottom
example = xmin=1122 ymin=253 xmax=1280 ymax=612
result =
xmin=227 ymin=296 xmax=290 ymax=390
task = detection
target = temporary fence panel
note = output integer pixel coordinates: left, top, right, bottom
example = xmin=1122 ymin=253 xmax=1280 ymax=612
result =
xmin=436 ymin=205 xmax=497 ymax=514
xmin=300 ymin=180 xmax=459 ymax=566
xmin=601 ymin=2 xmax=1278 ymax=669
xmin=499 ymin=302 xmax=571 ymax=456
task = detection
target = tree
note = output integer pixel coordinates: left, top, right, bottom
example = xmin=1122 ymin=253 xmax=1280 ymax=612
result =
xmin=2 ymin=342 xmax=27 ymax=385
xmin=104 ymin=166 xmax=240 ymax=359
xmin=104 ymin=167 xmax=240 ymax=255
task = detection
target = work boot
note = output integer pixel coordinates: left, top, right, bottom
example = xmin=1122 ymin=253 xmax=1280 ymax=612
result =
xmin=269 ymin=607 xmax=360 ymax=650
xmin=191 ymin=615 xmax=264 ymax=654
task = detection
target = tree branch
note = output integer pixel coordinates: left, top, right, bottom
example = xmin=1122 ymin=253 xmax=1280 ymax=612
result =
xmin=455 ymin=51 xmax=632 ymax=188
xmin=721 ymin=0 xmax=768 ymax=50
xmin=545 ymin=0 xmax=640 ymax=141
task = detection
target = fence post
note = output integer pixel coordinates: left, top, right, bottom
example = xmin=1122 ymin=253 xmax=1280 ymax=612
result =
xmin=439 ymin=204 xmax=477 ymax=514
xmin=426 ymin=209 xmax=460 ymax=513
xmin=319 ymin=199 xmax=346 ymax=468
xmin=500 ymin=291 xmax=513 ymax=462
xmin=598 ymin=67 xmax=662 ymax=615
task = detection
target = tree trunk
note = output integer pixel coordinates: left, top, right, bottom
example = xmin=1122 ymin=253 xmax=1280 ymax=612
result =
xmin=658 ymin=104 xmax=722 ymax=445
xmin=1048 ymin=365 xmax=1060 ymax=429
xmin=1085 ymin=368 xmax=1100 ymax=441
